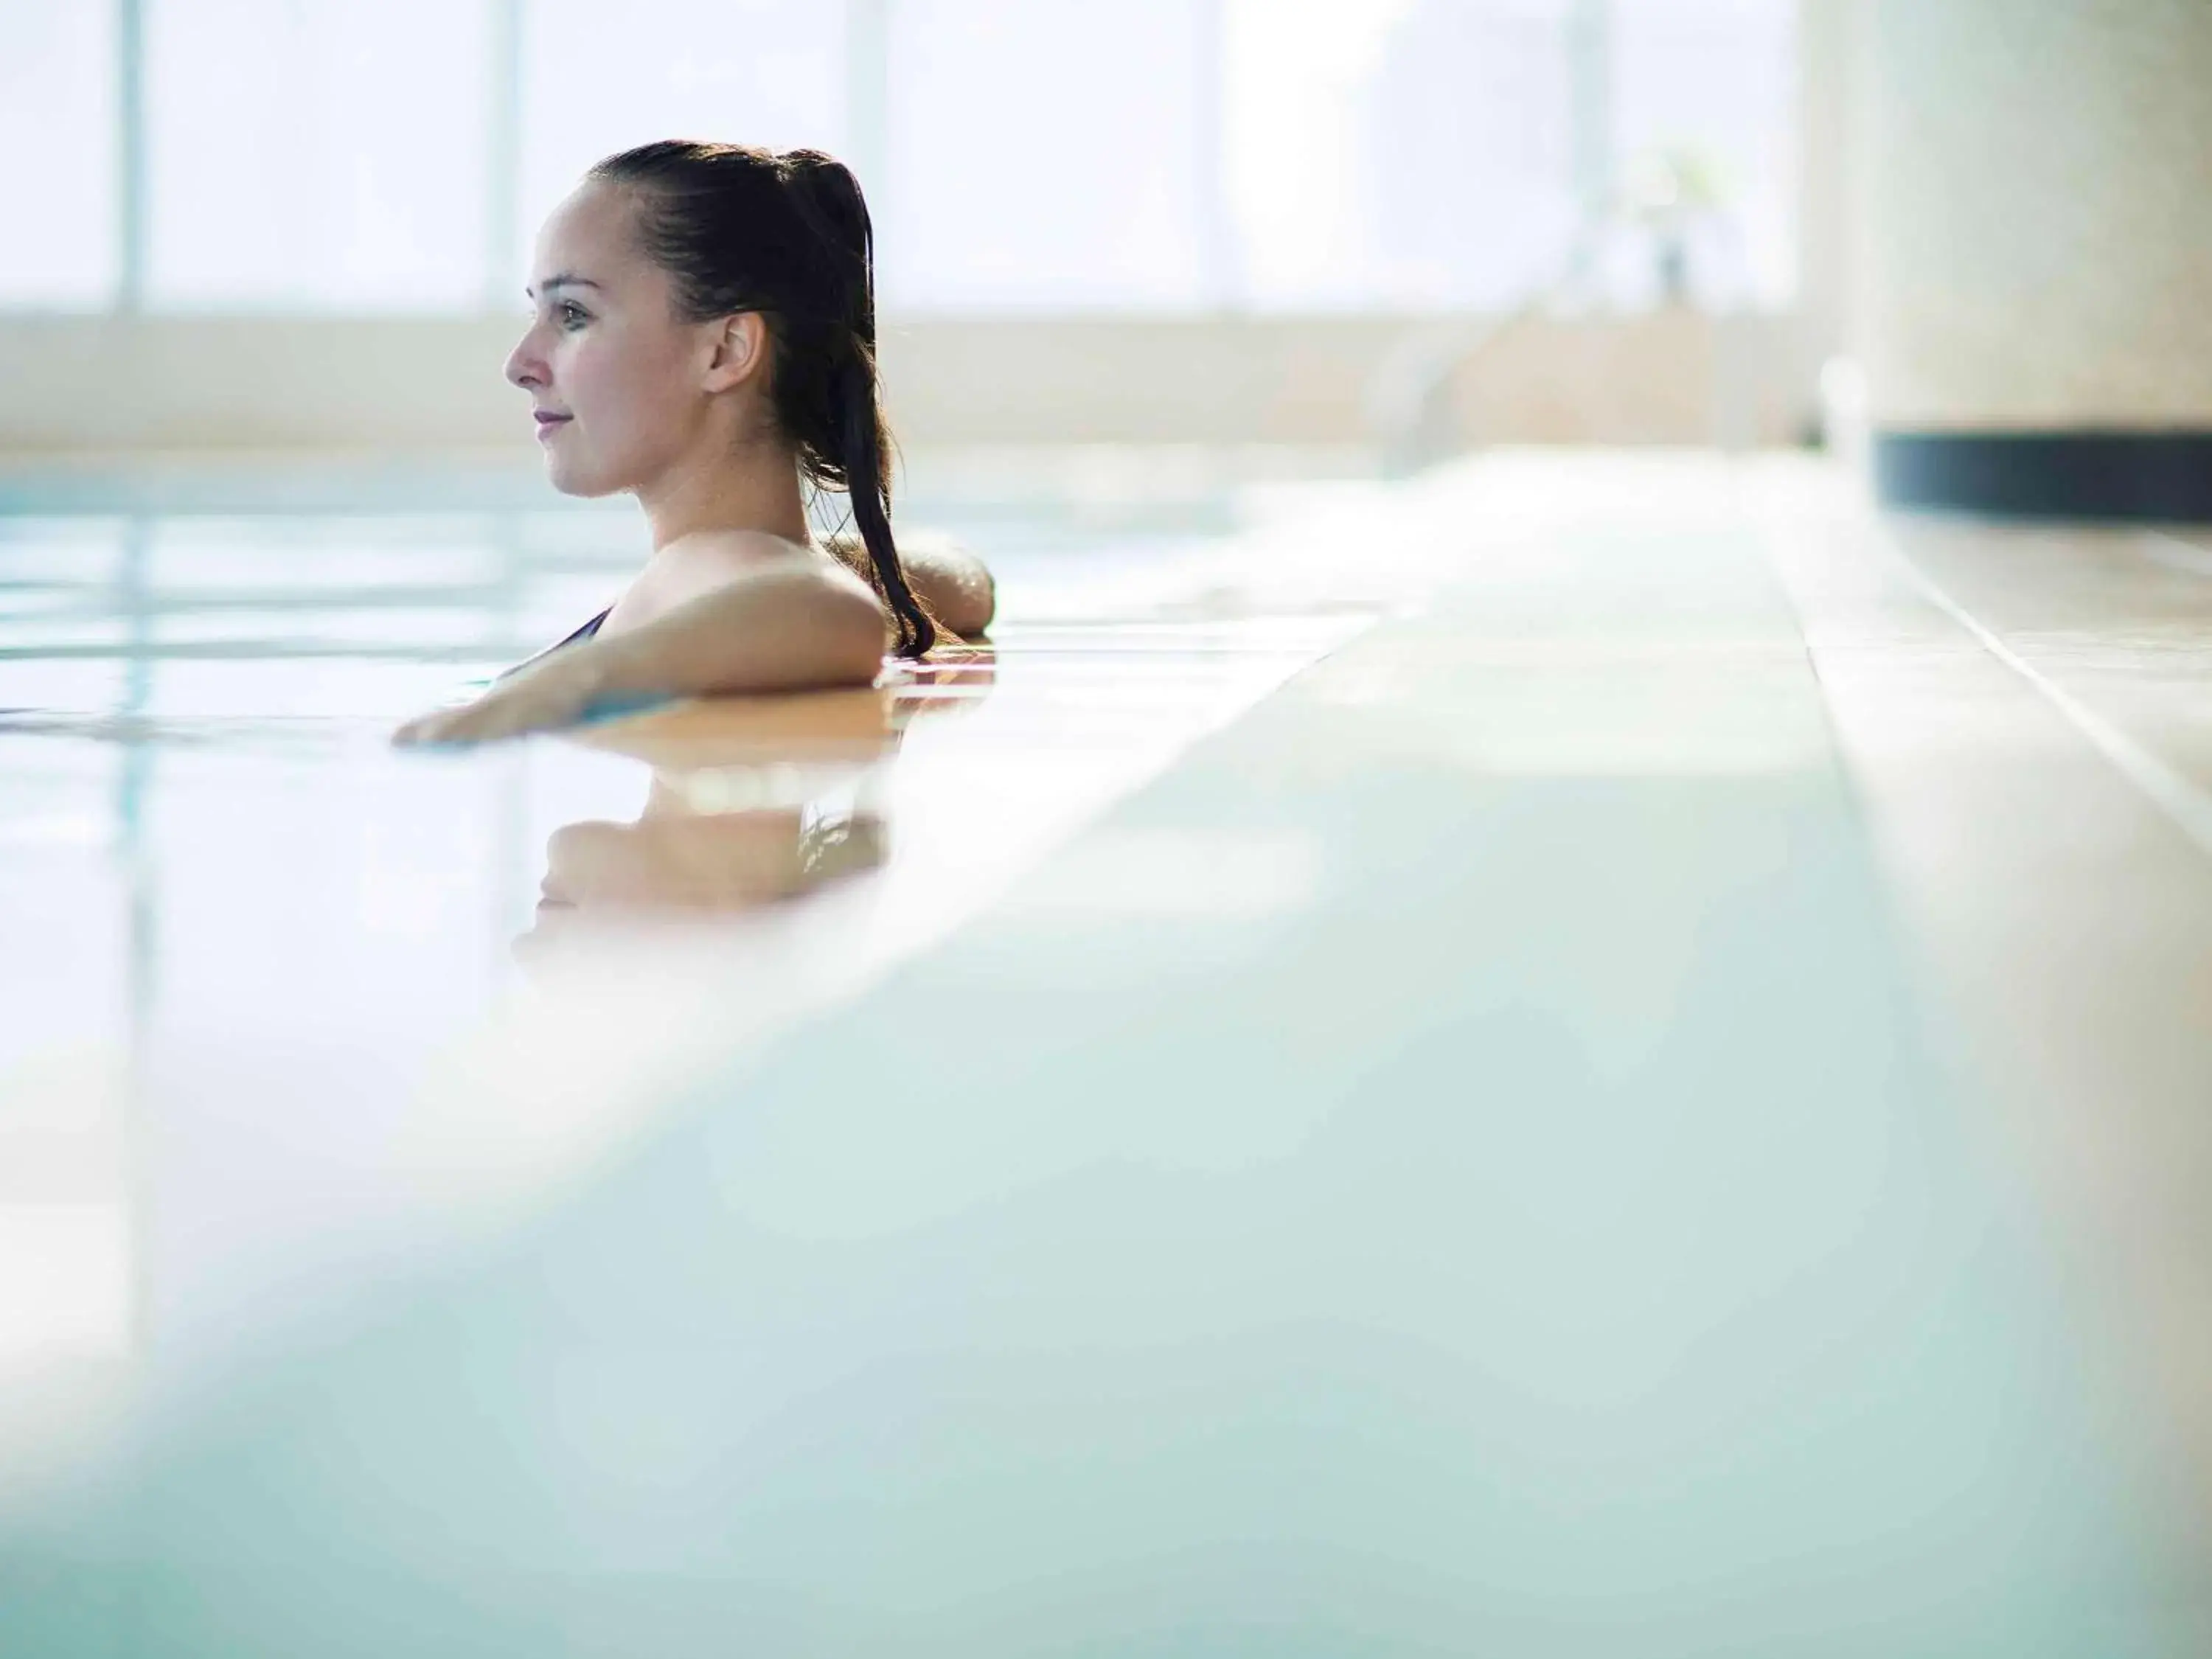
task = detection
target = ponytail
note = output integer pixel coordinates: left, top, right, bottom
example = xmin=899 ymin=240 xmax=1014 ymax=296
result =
xmin=832 ymin=352 xmax=934 ymax=656
xmin=591 ymin=140 xmax=938 ymax=657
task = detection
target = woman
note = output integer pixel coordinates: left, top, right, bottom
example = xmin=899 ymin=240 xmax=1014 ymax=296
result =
xmin=394 ymin=141 xmax=994 ymax=747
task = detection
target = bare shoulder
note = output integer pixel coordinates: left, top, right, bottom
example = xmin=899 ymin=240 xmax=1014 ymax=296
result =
xmin=684 ymin=529 xmax=876 ymax=599
xmin=669 ymin=527 xmax=818 ymax=574
xmin=602 ymin=530 xmax=857 ymax=636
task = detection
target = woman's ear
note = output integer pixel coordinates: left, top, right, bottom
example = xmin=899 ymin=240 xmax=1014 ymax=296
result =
xmin=701 ymin=312 xmax=769 ymax=394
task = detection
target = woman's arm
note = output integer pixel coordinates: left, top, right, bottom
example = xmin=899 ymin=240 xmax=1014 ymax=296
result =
xmin=828 ymin=530 xmax=995 ymax=638
xmin=393 ymin=560 xmax=885 ymax=746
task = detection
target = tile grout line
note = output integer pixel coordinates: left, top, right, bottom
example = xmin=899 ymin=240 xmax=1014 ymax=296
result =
xmin=1885 ymin=533 xmax=2212 ymax=863
xmin=2138 ymin=529 xmax=2212 ymax=580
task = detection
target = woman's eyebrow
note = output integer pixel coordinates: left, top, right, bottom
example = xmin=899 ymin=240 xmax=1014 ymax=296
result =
xmin=525 ymin=274 xmax=603 ymax=299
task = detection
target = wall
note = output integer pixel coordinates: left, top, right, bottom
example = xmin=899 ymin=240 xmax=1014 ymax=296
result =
xmin=0 ymin=312 xmax=1818 ymax=456
xmin=1859 ymin=0 xmax=2212 ymax=432
xmin=1854 ymin=0 xmax=2212 ymax=517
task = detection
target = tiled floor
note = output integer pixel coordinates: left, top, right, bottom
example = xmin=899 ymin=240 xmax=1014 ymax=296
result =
xmin=1 ymin=451 xmax=2208 ymax=1654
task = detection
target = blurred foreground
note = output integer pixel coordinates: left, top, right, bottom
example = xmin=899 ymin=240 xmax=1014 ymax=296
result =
xmin=1 ymin=451 xmax=2208 ymax=1654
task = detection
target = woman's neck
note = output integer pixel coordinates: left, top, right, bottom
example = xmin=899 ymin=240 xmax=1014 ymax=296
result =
xmin=635 ymin=437 xmax=810 ymax=554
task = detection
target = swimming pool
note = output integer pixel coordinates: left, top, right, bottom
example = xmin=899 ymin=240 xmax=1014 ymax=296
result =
xmin=0 ymin=449 xmax=1385 ymax=1392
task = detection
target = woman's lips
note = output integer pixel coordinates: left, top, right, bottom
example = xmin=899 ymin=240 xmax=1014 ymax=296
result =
xmin=534 ymin=412 xmax=572 ymax=441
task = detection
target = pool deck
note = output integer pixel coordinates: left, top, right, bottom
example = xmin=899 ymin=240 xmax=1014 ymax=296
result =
xmin=2 ymin=451 xmax=2210 ymax=1653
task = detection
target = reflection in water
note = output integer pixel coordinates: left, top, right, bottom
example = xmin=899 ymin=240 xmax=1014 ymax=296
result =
xmin=538 ymin=801 xmax=886 ymax=916
xmin=519 ymin=653 xmax=995 ymax=954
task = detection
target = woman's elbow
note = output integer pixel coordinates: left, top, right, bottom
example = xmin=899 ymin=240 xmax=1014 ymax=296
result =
xmin=818 ymin=583 xmax=892 ymax=684
xmin=900 ymin=538 xmax=995 ymax=639
xmin=942 ymin=568 xmax=995 ymax=639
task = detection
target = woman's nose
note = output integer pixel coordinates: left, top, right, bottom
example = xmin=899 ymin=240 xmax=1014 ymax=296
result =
xmin=505 ymin=327 xmax=547 ymax=392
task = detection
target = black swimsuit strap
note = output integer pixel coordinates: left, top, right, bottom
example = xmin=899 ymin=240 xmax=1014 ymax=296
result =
xmin=500 ymin=606 xmax=611 ymax=680
xmin=556 ymin=608 xmax=611 ymax=649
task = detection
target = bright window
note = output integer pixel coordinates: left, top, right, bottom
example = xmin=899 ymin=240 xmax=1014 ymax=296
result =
xmin=1 ymin=0 xmax=1798 ymax=317
xmin=0 ymin=1 xmax=118 ymax=308
xmin=515 ymin=0 xmax=847 ymax=296
xmin=1230 ymin=0 xmax=1582 ymax=311
xmin=145 ymin=0 xmax=493 ymax=310
xmin=1612 ymin=0 xmax=1798 ymax=308
xmin=879 ymin=0 xmax=1220 ymax=312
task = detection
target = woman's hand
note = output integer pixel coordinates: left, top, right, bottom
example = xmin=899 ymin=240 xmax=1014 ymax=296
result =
xmin=393 ymin=650 xmax=619 ymax=747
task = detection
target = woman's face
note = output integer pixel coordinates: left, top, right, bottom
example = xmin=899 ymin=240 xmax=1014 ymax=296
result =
xmin=506 ymin=181 xmax=719 ymax=498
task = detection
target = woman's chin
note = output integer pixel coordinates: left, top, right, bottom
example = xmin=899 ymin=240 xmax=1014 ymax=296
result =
xmin=543 ymin=452 xmax=620 ymax=499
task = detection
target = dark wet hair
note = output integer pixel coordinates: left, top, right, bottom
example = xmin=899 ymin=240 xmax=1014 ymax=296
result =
xmin=590 ymin=140 xmax=934 ymax=657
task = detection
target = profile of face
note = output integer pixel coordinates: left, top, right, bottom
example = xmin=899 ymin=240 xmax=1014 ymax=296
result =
xmin=504 ymin=180 xmax=768 ymax=498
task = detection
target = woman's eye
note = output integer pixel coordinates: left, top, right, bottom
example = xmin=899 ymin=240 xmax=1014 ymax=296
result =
xmin=557 ymin=302 xmax=589 ymax=330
